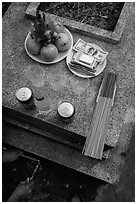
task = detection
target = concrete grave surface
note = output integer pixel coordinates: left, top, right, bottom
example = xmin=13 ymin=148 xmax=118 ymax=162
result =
xmin=2 ymin=1 xmax=135 ymax=191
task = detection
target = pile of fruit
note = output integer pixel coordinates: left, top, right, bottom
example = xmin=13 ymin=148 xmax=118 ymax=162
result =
xmin=26 ymin=11 xmax=71 ymax=62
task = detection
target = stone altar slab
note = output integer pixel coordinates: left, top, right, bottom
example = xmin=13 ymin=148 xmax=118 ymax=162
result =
xmin=2 ymin=3 xmax=117 ymax=150
xmin=2 ymin=2 xmax=135 ymax=184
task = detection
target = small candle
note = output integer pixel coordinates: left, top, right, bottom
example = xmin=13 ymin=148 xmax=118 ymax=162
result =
xmin=57 ymin=102 xmax=75 ymax=119
xmin=16 ymin=87 xmax=35 ymax=109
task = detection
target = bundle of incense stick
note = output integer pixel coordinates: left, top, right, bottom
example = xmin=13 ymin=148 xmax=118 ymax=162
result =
xmin=82 ymin=72 xmax=117 ymax=160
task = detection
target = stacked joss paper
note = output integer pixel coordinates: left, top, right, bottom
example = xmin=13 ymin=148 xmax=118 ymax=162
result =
xmin=68 ymin=39 xmax=108 ymax=77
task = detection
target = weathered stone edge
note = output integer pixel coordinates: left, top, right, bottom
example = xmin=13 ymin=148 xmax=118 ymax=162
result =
xmin=25 ymin=2 xmax=130 ymax=44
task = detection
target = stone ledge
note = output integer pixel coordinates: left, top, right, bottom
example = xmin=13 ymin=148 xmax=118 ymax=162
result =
xmin=25 ymin=2 xmax=130 ymax=44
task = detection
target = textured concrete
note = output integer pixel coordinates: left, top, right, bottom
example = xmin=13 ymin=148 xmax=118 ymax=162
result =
xmin=3 ymin=125 xmax=106 ymax=202
xmin=2 ymin=2 xmax=135 ymax=185
xmin=25 ymin=2 xmax=130 ymax=44
xmin=2 ymin=2 xmax=118 ymax=148
xmin=95 ymin=127 xmax=135 ymax=202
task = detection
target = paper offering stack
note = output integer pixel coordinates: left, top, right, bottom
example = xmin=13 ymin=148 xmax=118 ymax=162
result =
xmin=68 ymin=39 xmax=108 ymax=77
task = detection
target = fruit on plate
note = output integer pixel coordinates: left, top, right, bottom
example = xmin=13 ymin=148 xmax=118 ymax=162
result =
xmin=26 ymin=36 xmax=41 ymax=55
xmin=47 ymin=20 xmax=65 ymax=34
xmin=30 ymin=12 xmax=62 ymax=46
xmin=40 ymin=44 xmax=58 ymax=61
xmin=27 ymin=10 xmax=72 ymax=61
xmin=55 ymin=33 xmax=70 ymax=52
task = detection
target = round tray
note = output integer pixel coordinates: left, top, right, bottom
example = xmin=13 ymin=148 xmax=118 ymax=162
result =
xmin=24 ymin=27 xmax=73 ymax=64
xmin=66 ymin=45 xmax=107 ymax=78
